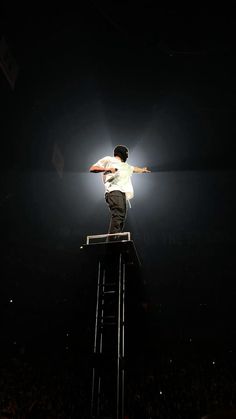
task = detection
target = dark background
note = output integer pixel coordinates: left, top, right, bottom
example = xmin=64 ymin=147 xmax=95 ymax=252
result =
xmin=0 ymin=4 xmax=236 ymax=417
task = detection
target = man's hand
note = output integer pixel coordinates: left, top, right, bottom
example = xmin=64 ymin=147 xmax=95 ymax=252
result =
xmin=133 ymin=166 xmax=151 ymax=173
xmin=142 ymin=167 xmax=151 ymax=173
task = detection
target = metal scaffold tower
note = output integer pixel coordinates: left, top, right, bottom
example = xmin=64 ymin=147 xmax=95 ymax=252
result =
xmin=80 ymin=233 xmax=140 ymax=419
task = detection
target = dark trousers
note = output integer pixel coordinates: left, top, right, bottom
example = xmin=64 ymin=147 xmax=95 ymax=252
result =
xmin=105 ymin=190 xmax=127 ymax=235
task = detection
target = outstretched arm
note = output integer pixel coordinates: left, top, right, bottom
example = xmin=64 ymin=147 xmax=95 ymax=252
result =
xmin=89 ymin=165 xmax=117 ymax=173
xmin=133 ymin=166 xmax=151 ymax=173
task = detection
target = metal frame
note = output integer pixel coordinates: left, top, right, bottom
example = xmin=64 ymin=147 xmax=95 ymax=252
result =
xmin=81 ymin=238 xmax=140 ymax=418
xmin=91 ymin=253 xmax=126 ymax=419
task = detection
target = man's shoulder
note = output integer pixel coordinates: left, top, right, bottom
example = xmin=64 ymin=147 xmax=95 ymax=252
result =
xmin=99 ymin=155 xmax=113 ymax=161
xmin=103 ymin=156 xmax=121 ymax=165
xmin=124 ymin=162 xmax=134 ymax=171
xmin=95 ymin=155 xmax=113 ymax=164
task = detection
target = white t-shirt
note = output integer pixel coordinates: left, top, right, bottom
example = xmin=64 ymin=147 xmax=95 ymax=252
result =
xmin=94 ymin=156 xmax=134 ymax=200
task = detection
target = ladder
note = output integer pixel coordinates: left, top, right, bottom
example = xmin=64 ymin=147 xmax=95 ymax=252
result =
xmin=80 ymin=237 xmax=140 ymax=419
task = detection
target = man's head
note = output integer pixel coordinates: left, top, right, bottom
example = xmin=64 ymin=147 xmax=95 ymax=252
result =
xmin=114 ymin=145 xmax=129 ymax=162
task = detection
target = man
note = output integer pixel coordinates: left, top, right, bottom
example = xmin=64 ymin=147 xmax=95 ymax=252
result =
xmin=89 ymin=145 xmax=151 ymax=237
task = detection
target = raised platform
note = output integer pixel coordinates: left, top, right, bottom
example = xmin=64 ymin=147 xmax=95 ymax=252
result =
xmin=83 ymin=233 xmax=141 ymax=417
xmin=86 ymin=232 xmax=131 ymax=245
xmin=80 ymin=237 xmax=141 ymax=267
